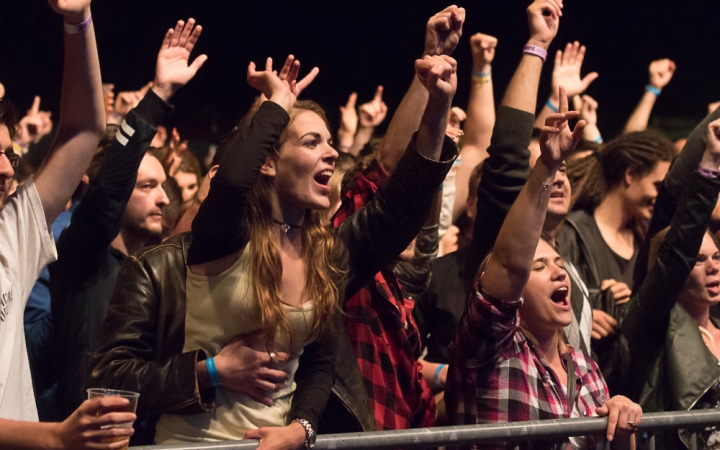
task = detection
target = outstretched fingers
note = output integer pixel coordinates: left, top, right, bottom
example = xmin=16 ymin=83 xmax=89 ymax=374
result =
xmin=170 ymin=20 xmax=184 ymax=47
xmin=177 ymin=18 xmax=196 ymax=48
xmin=296 ymin=66 xmax=319 ymax=93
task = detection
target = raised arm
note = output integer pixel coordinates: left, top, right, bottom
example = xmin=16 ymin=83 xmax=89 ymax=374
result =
xmin=33 ymin=0 xmax=104 ymax=225
xmin=535 ymin=41 xmax=598 ymax=130
xmin=623 ymin=59 xmax=675 ymax=134
xmin=463 ymin=0 xmax=562 ymax=293
xmin=188 ymin=56 xmax=313 ymax=264
xmin=483 ymin=88 xmax=584 ymax=301
xmin=452 ymin=33 xmax=497 ymax=222
xmin=340 ymin=56 xmax=458 ymax=296
xmin=337 ymin=93 xmax=358 ymax=153
xmin=54 ymin=19 xmax=203 ymax=275
xmin=376 ymin=5 xmax=465 ymax=174
xmin=624 ymin=120 xmax=720 ymax=348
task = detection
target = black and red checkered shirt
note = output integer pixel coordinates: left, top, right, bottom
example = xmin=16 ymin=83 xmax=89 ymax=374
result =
xmin=332 ymin=160 xmax=435 ymax=430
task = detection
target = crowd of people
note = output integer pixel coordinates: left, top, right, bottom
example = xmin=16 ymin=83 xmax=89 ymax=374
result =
xmin=2 ymin=0 xmax=720 ymax=449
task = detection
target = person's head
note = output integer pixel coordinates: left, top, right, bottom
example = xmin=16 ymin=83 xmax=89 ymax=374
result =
xmin=173 ymin=152 xmax=203 ymax=203
xmin=477 ymin=239 xmax=572 ymax=344
xmin=223 ymin=100 xmax=347 ymax=354
xmin=530 ymin=151 xmax=572 ymax=234
xmin=0 ymin=99 xmax=20 ymax=192
xmin=122 ymin=152 xmax=169 ymax=246
xmin=520 ymin=239 xmax=573 ymax=339
xmin=650 ymin=228 xmax=720 ymax=313
xmin=569 ymin=131 xmax=674 ymax=222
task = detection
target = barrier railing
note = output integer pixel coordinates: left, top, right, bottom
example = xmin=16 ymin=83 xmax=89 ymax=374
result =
xmin=134 ymin=409 xmax=720 ymax=449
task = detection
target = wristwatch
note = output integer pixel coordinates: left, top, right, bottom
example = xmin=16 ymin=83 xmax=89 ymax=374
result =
xmin=292 ymin=418 xmax=316 ymax=449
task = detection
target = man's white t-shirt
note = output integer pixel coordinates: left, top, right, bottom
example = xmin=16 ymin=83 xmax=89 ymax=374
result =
xmin=0 ymin=182 xmax=56 ymax=421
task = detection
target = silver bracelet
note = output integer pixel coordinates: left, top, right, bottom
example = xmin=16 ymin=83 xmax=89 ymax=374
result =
xmin=292 ymin=418 xmax=316 ymax=449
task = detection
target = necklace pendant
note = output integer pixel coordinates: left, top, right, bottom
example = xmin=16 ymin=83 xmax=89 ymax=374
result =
xmin=280 ymin=223 xmax=291 ymax=233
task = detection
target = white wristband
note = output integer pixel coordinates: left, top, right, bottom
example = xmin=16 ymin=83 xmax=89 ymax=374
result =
xmin=64 ymin=15 xmax=92 ymax=34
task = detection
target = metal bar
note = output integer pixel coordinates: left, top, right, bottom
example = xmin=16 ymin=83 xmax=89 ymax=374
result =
xmin=648 ymin=433 xmax=656 ymax=450
xmin=690 ymin=431 xmax=697 ymax=450
xmin=133 ymin=410 xmax=720 ymax=450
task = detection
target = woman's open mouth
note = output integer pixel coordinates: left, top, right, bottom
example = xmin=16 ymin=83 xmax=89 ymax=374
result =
xmin=550 ymin=286 xmax=571 ymax=310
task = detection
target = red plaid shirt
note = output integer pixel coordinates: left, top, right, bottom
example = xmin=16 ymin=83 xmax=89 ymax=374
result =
xmin=332 ymin=160 xmax=435 ymax=431
xmin=446 ymin=288 xmax=609 ymax=449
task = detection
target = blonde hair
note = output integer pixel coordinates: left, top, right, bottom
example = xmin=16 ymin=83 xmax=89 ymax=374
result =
xmin=247 ymin=101 xmax=349 ymax=354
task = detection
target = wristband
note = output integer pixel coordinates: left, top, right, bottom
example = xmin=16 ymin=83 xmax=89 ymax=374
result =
xmin=523 ymin=44 xmax=548 ymax=62
xmin=545 ymin=99 xmax=559 ymax=113
xmin=593 ymin=136 xmax=604 ymax=144
xmin=64 ymin=15 xmax=93 ymax=34
xmin=645 ymin=85 xmax=662 ymax=97
xmin=206 ymin=357 xmax=221 ymax=388
xmin=472 ymin=70 xmax=492 ymax=85
xmin=434 ymin=364 xmax=446 ymax=386
xmin=698 ymin=165 xmax=720 ymax=180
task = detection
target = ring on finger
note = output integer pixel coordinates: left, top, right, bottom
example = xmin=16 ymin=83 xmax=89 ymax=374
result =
xmin=627 ymin=420 xmax=635 ymax=427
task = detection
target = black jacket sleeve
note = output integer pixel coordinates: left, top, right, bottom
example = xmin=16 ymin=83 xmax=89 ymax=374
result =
xmin=287 ymin=328 xmax=338 ymax=432
xmin=634 ymin=106 xmax=720 ymax=288
xmin=188 ymin=101 xmax=290 ymax=265
xmin=53 ymin=90 xmax=172 ymax=284
xmin=623 ymin=172 xmax=720 ymax=352
xmin=463 ymin=106 xmax=534 ymax=295
xmin=339 ymin=135 xmax=457 ymax=298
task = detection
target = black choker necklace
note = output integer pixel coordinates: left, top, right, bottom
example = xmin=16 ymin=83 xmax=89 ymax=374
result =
xmin=272 ymin=219 xmax=302 ymax=233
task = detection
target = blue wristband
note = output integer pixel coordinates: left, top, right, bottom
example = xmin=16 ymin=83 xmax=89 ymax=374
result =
xmin=545 ymin=99 xmax=559 ymax=113
xmin=472 ymin=70 xmax=492 ymax=78
xmin=646 ymin=85 xmax=661 ymax=96
xmin=206 ymin=357 xmax=221 ymax=388
xmin=593 ymin=136 xmax=603 ymax=144
xmin=434 ymin=364 xmax=446 ymax=386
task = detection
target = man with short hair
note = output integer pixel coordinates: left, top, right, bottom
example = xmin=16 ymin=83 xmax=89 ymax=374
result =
xmin=50 ymin=18 xmax=206 ymax=419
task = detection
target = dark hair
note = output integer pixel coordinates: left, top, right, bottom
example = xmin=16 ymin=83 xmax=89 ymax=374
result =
xmin=161 ymin=176 xmax=186 ymax=237
xmin=0 ymin=99 xmax=20 ymax=141
xmin=569 ymin=131 xmax=675 ymax=213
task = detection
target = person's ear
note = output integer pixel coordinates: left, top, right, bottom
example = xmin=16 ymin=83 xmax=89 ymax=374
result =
xmin=260 ymin=155 xmax=277 ymax=177
xmin=624 ymin=167 xmax=637 ymax=187
xmin=81 ymin=174 xmax=90 ymax=186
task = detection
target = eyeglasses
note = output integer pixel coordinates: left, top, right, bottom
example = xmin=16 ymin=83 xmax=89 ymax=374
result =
xmin=0 ymin=148 xmax=20 ymax=168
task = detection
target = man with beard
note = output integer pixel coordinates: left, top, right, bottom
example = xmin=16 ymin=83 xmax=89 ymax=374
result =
xmin=50 ymin=18 xmax=206 ymax=419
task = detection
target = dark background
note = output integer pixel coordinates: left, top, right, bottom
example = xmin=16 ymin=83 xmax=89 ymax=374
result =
xmin=1 ymin=0 xmax=718 ymax=156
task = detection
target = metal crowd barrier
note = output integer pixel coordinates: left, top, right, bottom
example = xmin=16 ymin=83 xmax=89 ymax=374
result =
xmin=134 ymin=409 xmax=720 ymax=450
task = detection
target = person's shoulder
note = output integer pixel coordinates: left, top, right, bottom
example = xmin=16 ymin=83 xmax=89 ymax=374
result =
xmin=133 ymin=232 xmax=188 ymax=264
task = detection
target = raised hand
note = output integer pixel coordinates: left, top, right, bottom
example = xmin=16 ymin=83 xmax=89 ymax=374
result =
xmin=415 ymin=55 xmax=458 ymax=100
xmin=424 ymin=5 xmax=466 ymax=57
xmin=248 ymin=56 xmax=317 ymax=112
xmin=114 ymin=82 xmax=152 ymax=118
xmin=163 ymin=127 xmax=188 ymax=176
xmin=337 ymin=93 xmax=358 ymax=151
xmin=470 ymin=33 xmax=497 ymax=71
xmin=17 ymin=96 xmax=53 ymax=147
xmin=700 ymin=118 xmax=720 ymax=170
xmin=276 ymin=55 xmax=319 ymax=98
xmin=538 ymin=86 xmax=585 ymax=170
xmin=47 ymin=0 xmax=90 ymax=23
xmin=527 ymin=0 xmax=563 ymax=49
xmin=446 ymin=107 xmax=466 ymax=143
xmin=552 ymin=42 xmax=598 ymax=99
xmin=573 ymin=94 xmax=602 ymax=142
xmin=213 ymin=332 xmax=290 ymax=406
xmin=152 ymin=19 xmax=208 ymax=102
xmin=359 ymin=86 xmax=388 ymax=128
xmin=709 ymin=101 xmax=720 ymax=114
xmin=648 ymin=58 xmax=676 ymax=90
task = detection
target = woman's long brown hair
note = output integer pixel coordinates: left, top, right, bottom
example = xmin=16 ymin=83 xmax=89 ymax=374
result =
xmin=247 ymin=100 xmax=349 ymax=354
